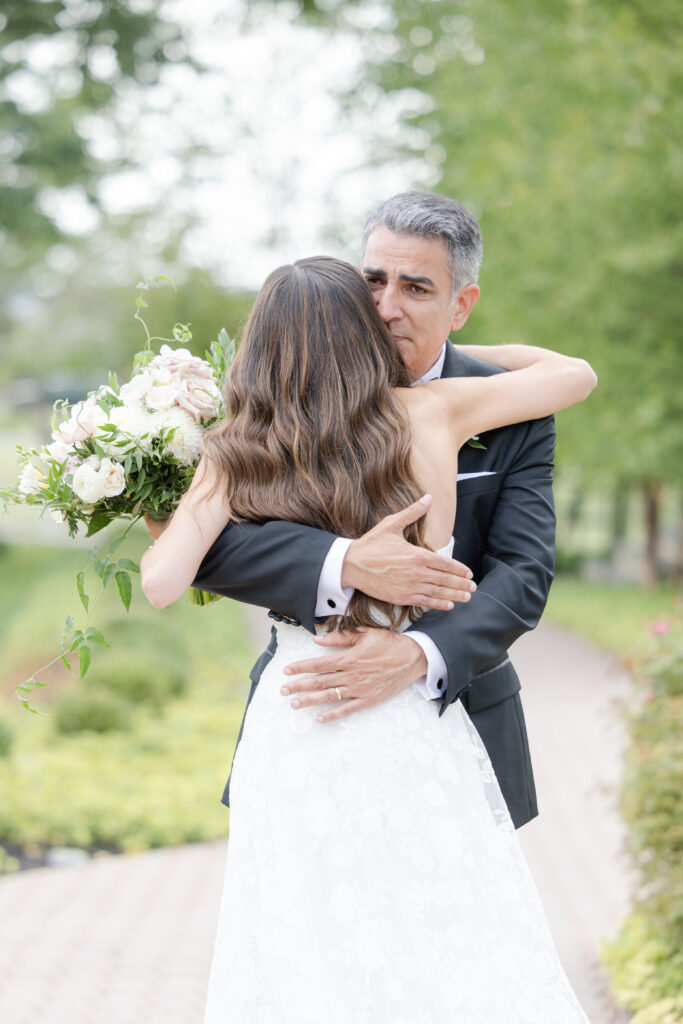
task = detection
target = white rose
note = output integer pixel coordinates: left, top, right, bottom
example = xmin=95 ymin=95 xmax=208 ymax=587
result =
xmin=49 ymin=509 xmax=66 ymax=524
xmin=72 ymin=463 xmax=106 ymax=504
xmin=54 ymin=403 xmax=89 ymax=445
xmin=18 ymin=464 xmax=46 ymax=495
xmin=150 ymin=365 xmax=174 ymax=387
xmin=99 ymin=458 xmax=126 ymax=497
xmin=54 ymin=397 xmax=108 ymax=444
xmin=153 ymin=407 xmax=204 ymax=466
xmin=119 ymin=371 xmax=153 ymax=405
xmin=78 ymin=398 xmax=109 ymax=436
xmin=44 ymin=439 xmax=74 ymax=463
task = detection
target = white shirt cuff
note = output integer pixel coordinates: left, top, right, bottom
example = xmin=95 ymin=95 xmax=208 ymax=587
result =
xmin=315 ymin=537 xmax=354 ymax=618
xmin=407 ymin=630 xmax=448 ymax=700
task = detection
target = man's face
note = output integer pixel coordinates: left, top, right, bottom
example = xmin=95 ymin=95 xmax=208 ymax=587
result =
xmin=361 ymin=226 xmax=479 ymax=378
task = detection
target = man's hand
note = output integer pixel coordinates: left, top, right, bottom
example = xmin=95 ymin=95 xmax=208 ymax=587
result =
xmin=280 ymin=627 xmax=428 ymax=723
xmin=341 ymin=494 xmax=475 ymax=611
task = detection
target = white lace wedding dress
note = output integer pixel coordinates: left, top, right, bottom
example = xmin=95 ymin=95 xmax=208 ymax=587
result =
xmin=203 ymin=541 xmax=590 ymax=1023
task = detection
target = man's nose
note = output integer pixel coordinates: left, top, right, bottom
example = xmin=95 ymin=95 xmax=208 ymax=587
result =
xmin=376 ymin=284 xmax=403 ymax=324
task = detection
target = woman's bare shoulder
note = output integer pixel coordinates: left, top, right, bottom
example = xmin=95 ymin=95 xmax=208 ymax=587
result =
xmin=393 ymin=381 xmax=451 ymax=420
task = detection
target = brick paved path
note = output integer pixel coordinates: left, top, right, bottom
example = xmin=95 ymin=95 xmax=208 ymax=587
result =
xmin=0 ymin=618 xmax=633 ymax=1023
xmin=513 ymin=623 xmax=634 ymax=1023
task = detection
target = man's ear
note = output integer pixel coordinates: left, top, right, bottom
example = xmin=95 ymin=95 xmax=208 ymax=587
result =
xmin=450 ymin=284 xmax=480 ymax=332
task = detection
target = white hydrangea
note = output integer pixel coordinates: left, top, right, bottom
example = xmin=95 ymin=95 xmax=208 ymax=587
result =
xmin=153 ymin=407 xmax=204 ymax=466
xmin=107 ymin=403 xmax=158 ymax=453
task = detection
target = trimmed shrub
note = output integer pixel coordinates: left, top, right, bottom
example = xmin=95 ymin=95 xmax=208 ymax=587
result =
xmin=0 ymin=848 xmax=20 ymax=874
xmin=91 ymin=653 xmax=186 ymax=708
xmin=0 ymin=699 xmax=242 ymax=851
xmin=632 ymin=997 xmax=683 ymax=1024
xmin=603 ymin=623 xmax=683 ymax=1015
xmin=54 ymin=686 xmax=132 ymax=735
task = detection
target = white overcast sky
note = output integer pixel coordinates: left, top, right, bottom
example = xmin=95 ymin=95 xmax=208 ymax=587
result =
xmin=7 ymin=0 xmax=439 ymax=292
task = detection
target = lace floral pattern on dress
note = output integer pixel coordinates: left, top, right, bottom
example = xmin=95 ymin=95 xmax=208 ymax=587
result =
xmin=204 ymin=607 xmax=590 ymax=1023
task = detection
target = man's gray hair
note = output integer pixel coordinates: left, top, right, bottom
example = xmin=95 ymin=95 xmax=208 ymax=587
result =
xmin=361 ymin=191 xmax=483 ymax=296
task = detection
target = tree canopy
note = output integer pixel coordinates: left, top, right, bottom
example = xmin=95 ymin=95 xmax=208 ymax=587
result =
xmin=292 ymin=0 xmax=682 ymax=491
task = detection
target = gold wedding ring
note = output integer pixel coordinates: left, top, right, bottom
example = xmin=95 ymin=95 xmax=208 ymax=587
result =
xmin=335 ymin=687 xmax=342 ymax=701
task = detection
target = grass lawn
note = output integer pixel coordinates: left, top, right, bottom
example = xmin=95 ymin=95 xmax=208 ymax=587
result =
xmin=545 ymin=575 xmax=681 ymax=657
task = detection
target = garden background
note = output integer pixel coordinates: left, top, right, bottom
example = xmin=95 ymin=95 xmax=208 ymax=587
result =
xmin=0 ymin=1 xmax=681 ymax=1021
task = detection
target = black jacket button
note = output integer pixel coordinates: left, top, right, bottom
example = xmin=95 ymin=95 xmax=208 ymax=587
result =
xmin=327 ymin=599 xmax=336 ymax=609
xmin=437 ymin=678 xmax=444 ymax=690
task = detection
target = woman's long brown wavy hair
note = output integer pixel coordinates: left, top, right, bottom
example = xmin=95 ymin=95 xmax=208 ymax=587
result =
xmin=203 ymin=256 xmax=430 ymax=630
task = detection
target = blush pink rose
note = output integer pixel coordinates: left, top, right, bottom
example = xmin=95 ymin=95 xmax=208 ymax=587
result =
xmin=150 ymin=345 xmax=211 ymax=378
xmin=174 ymin=375 xmax=222 ymax=422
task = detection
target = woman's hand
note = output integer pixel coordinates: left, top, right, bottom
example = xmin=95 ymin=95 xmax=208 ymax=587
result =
xmin=144 ymin=515 xmax=170 ymax=542
xmin=140 ymin=456 xmax=232 ymax=609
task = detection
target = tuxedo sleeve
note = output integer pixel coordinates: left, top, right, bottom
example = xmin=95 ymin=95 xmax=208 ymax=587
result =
xmin=405 ymin=415 xmax=556 ymax=709
xmin=192 ymin=521 xmax=339 ymax=633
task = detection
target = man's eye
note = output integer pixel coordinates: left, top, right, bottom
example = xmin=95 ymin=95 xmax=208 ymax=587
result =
xmin=409 ymin=285 xmax=427 ymax=294
xmin=365 ymin=277 xmax=383 ymax=289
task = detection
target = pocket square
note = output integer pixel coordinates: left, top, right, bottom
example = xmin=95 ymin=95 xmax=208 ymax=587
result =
xmin=457 ymin=471 xmax=497 ymax=481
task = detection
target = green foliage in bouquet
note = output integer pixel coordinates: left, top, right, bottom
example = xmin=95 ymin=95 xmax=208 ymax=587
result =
xmin=0 ymin=278 xmax=236 ymax=712
xmin=602 ymin=622 xmax=683 ymax=1017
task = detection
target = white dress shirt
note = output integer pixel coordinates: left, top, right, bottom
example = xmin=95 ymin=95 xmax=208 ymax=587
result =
xmin=314 ymin=342 xmax=450 ymax=700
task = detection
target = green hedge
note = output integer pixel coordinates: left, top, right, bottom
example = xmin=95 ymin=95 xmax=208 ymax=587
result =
xmin=602 ymin=623 xmax=683 ymax=1022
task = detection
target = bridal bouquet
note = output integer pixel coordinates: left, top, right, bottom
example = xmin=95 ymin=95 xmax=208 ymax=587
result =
xmin=1 ymin=279 xmax=235 ymax=710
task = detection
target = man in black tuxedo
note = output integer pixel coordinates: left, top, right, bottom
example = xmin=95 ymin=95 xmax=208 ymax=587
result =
xmin=194 ymin=191 xmax=555 ymax=829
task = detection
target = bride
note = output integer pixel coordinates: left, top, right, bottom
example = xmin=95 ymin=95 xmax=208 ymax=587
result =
xmin=141 ymin=256 xmax=596 ymax=1023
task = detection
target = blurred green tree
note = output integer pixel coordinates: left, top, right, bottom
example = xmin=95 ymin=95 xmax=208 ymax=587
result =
xmin=0 ymin=0 xmax=190 ymax=260
xmin=0 ymin=3 xmax=253 ymax=393
xmin=287 ymin=0 xmax=683 ymax=579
